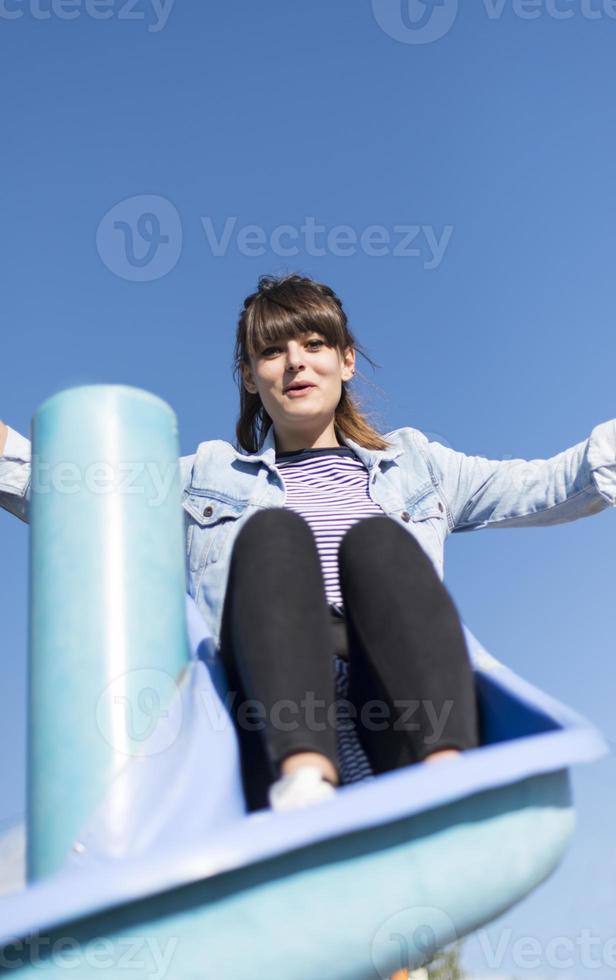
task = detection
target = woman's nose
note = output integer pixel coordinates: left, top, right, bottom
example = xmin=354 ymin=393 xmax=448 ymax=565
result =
xmin=285 ymin=345 xmax=305 ymax=369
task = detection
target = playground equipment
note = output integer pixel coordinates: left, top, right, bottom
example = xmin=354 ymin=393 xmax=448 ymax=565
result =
xmin=0 ymin=386 xmax=608 ymax=979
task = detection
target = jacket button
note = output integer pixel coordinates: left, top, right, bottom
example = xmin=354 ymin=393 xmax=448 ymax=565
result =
xmin=203 ymin=505 xmax=213 ymax=517
xmin=438 ymin=501 xmax=444 ymax=513
xmin=401 ymin=511 xmax=410 ymax=523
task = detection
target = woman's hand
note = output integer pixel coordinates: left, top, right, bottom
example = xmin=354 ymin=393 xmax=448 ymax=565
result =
xmin=0 ymin=421 xmax=7 ymax=456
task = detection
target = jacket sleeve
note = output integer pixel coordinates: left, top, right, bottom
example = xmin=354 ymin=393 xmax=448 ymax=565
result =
xmin=416 ymin=419 xmax=616 ymax=532
xmin=0 ymin=425 xmax=196 ymax=529
xmin=179 ymin=452 xmax=196 ymax=493
xmin=0 ymin=426 xmax=31 ymax=525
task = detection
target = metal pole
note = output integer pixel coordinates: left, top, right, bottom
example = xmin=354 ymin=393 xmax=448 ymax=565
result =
xmin=27 ymin=385 xmax=189 ymax=880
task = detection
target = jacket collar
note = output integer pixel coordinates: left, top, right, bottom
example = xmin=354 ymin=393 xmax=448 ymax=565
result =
xmin=235 ymin=426 xmax=403 ymax=474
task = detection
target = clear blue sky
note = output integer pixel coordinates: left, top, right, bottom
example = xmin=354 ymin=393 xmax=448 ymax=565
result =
xmin=1 ymin=2 xmax=615 ymax=976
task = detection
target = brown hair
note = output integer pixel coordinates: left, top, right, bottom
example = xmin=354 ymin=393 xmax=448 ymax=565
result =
xmin=232 ymin=273 xmax=393 ymax=453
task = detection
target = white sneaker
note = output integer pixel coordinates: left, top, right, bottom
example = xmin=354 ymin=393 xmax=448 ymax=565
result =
xmin=268 ymin=765 xmax=337 ymax=813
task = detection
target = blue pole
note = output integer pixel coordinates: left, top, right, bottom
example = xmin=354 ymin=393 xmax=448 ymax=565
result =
xmin=27 ymin=385 xmax=189 ymax=880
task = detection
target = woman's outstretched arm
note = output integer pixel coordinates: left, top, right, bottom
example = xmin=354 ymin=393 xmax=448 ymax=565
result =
xmin=411 ymin=418 xmax=616 ymax=532
xmin=0 ymin=422 xmax=31 ymax=524
xmin=1 ymin=420 xmax=198 ymax=527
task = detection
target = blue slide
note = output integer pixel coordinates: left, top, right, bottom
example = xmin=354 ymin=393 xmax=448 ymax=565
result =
xmin=0 ymin=386 xmax=608 ymax=979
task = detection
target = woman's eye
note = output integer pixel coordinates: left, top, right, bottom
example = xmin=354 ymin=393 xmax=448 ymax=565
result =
xmin=261 ymin=340 xmax=324 ymax=356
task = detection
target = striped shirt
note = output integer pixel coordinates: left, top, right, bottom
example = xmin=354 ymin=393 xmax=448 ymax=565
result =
xmin=275 ymin=446 xmax=385 ymax=609
xmin=333 ymin=657 xmax=377 ymax=784
xmin=275 ymin=445 xmax=384 ymax=786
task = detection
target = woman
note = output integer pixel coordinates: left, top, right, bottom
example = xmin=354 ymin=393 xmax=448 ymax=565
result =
xmin=1 ymin=272 xmax=615 ymax=820
xmin=219 ymin=272 xmax=481 ymax=814
xmin=188 ymin=270 xmax=615 ymax=816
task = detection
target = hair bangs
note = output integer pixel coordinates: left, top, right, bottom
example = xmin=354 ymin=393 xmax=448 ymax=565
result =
xmin=245 ymin=288 xmax=347 ymax=359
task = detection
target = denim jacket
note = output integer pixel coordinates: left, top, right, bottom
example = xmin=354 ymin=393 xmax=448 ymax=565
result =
xmin=2 ymin=419 xmax=615 ymax=649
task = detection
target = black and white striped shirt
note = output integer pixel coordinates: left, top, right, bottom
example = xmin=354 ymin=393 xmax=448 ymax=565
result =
xmin=275 ymin=446 xmax=385 ymax=609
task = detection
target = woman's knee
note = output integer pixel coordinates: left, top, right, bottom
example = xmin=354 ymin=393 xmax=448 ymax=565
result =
xmin=339 ymin=515 xmax=427 ymax=570
xmin=233 ymin=507 xmax=313 ymax=555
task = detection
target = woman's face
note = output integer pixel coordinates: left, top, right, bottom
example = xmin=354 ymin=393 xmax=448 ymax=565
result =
xmin=242 ymin=331 xmax=355 ymax=445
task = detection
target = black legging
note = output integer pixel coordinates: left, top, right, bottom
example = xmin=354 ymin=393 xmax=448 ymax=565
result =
xmin=218 ymin=508 xmax=479 ymax=812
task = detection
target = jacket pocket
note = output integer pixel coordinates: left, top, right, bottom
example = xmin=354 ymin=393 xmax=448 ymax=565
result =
xmin=406 ymin=487 xmax=446 ymax=522
xmin=182 ymin=491 xmax=247 ymax=575
xmin=401 ymin=488 xmax=448 ymax=571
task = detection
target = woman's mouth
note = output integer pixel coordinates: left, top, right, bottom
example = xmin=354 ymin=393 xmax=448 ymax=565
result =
xmin=284 ymin=385 xmax=316 ymax=397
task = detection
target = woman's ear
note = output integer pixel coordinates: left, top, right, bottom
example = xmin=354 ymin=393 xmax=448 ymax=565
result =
xmin=242 ymin=363 xmax=258 ymax=395
xmin=341 ymin=345 xmax=356 ymax=383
